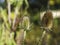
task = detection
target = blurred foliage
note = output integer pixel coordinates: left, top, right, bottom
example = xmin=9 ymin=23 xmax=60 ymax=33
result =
xmin=0 ymin=0 xmax=60 ymax=45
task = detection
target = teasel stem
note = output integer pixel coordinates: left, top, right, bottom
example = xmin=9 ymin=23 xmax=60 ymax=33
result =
xmin=7 ymin=0 xmax=11 ymax=24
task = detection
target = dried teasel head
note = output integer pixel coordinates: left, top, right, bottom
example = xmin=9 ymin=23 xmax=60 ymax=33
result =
xmin=41 ymin=10 xmax=53 ymax=29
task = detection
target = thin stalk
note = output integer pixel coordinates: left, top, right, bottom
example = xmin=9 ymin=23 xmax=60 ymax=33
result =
xmin=38 ymin=31 xmax=46 ymax=45
xmin=7 ymin=0 xmax=11 ymax=24
xmin=16 ymin=29 xmax=24 ymax=45
xmin=12 ymin=7 xmax=19 ymax=28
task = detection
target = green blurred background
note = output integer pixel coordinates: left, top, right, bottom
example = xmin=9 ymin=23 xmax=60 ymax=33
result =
xmin=0 ymin=0 xmax=60 ymax=45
